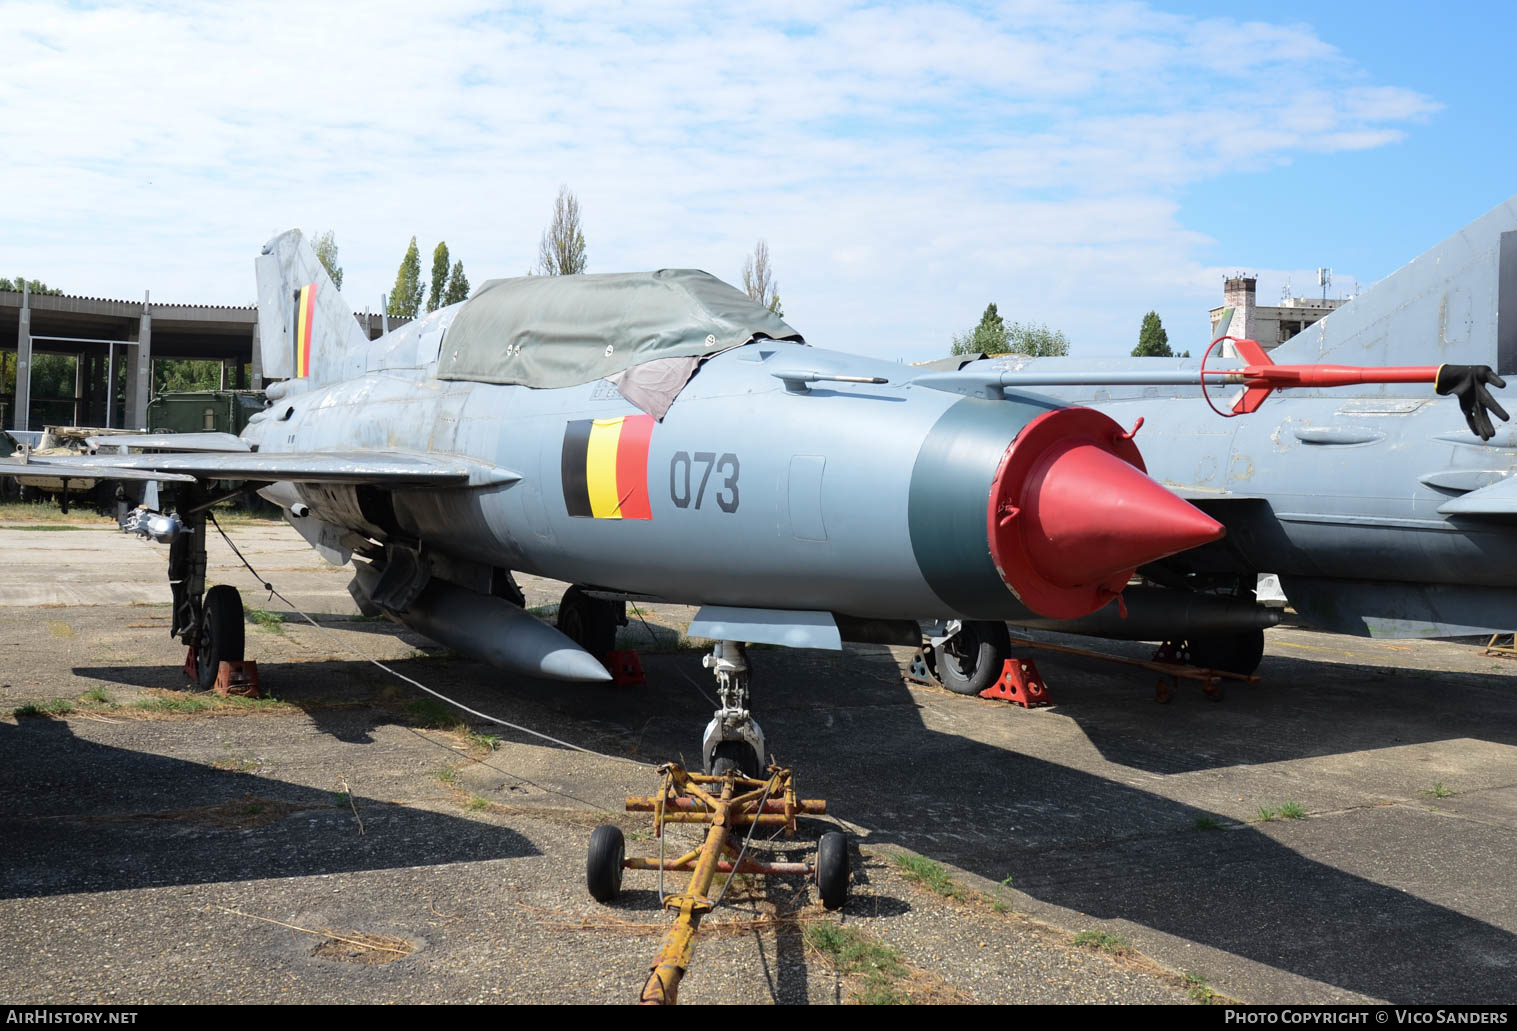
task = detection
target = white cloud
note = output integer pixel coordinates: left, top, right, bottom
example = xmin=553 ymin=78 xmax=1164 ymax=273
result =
xmin=0 ymin=0 xmax=1439 ymax=358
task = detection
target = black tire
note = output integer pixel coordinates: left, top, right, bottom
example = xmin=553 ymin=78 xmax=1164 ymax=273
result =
xmin=586 ymin=825 xmax=625 ymax=902
xmin=816 ymin=832 xmax=849 ymax=910
xmin=556 ymin=585 xmax=619 ymax=661
xmin=195 ymin=585 xmax=245 ymax=691
xmin=709 ymin=740 xmax=761 ymax=778
xmin=1185 ymin=629 xmax=1265 ymax=676
xmin=935 ymin=620 xmax=1011 ymax=695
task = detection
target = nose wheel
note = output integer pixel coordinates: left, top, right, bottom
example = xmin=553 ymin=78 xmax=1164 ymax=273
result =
xmin=700 ymin=641 xmax=767 ymax=776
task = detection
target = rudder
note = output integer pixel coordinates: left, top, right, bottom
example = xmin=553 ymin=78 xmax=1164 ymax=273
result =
xmin=255 ymin=230 xmax=368 ymax=386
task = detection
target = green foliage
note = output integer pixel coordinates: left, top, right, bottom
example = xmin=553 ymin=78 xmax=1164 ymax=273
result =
xmin=1194 ymin=815 xmax=1222 ymax=831
xmin=443 ymin=260 xmax=470 ymax=305
xmin=0 ymin=277 xmax=63 ymax=295
xmin=892 ymin=852 xmax=966 ymax=900
xmin=537 ymin=184 xmax=587 ymax=276
xmin=803 ymin=922 xmax=908 ymax=1003
xmin=427 ymin=242 xmax=451 ymax=313
xmin=388 ymin=236 xmax=423 ymax=318
xmin=312 ymin=230 xmax=343 ymax=290
xmin=1428 ymin=782 xmax=1454 ymax=798
xmin=1279 ymin=801 xmax=1306 ymax=820
xmin=1010 ymin=321 xmax=1070 ymax=357
xmin=1072 ymin=930 xmax=1133 ymax=955
xmin=741 ymin=240 xmax=783 ymax=316
xmin=1132 ymin=310 xmax=1172 ymax=357
xmin=153 ymin=360 xmax=222 ymax=394
xmin=950 ymin=303 xmax=1070 ymax=357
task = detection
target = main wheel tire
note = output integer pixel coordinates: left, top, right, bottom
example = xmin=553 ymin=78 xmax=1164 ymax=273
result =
xmin=586 ymin=824 xmax=626 ymax=902
xmin=816 ymin=831 xmax=849 ymax=910
xmin=935 ymin=620 xmax=1011 ymax=695
xmin=1185 ymin=629 xmax=1265 ymax=676
xmin=195 ymin=585 xmax=245 ymax=691
xmin=556 ymin=585 xmax=618 ymax=661
xmin=709 ymin=740 xmax=761 ymax=778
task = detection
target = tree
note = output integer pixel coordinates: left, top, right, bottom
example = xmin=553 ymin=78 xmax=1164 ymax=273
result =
xmin=312 ymin=231 xmax=343 ymax=290
xmin=443 ymin=260 xmax=470 ymax=305
xmin=536 ymin=184 xmax=587 ymax=276
xmin=949 ymin=302 xmax=1011 ymax=355
xmin=388 ymin=236 xmax=422 ymax=318
xmin=741 ymin=240 xmax=783 ymax=316
xmin=427 ymin=241 xmax=451 ymax=312
xmin=1132 ymin=310 xmax=1172 ymax=357
xmin=0 ymin=277 xmax=63 ymax=295
xmin=1009 ymin=321 xmax=1070 ymax=357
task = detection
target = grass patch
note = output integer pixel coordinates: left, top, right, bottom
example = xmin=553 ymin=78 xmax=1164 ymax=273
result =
xmin=404 ymin=698 xmax=459 ymax=729
xmin=1194 ymin=815 xmax=1223 ymax=831
xmin=467 ymin=795 xmax=491 ymax=811
xmin=891 ymin=852 xmax=966 ymax=901
xmin=526 ymin=604 xmax=559 ymax=619
xmin=1185 ymin=972 xmax=1218 ymax=1005
xmin=1256 ymin=806 xmax=1279 ymax=822
xmin=803 ymin=922 xmax=908 ymax=1004
xmin=466 ymin=731 xmax=500 ymax=755
xmin=247 ymin=608 xmax=288 ymax=634
xmin=133 ymin=694 xmax=213 ymax=714
xmin=13 ymin=698 xmax=76 ymax=718
xmin=435 ymin=767 xmax=460 ymax=786
xmin=1072 ymin=930 xmax=1133 ymax=956
xmin=1427 ymin=782 xmax=1454 ymax=799
xmin=80 ymin=687 xmax=115 ymax=707
xmin=1279 ymin=801 xmax=1306 ymax=820
xmin=0 ymin=502 xmax=109 ymax=525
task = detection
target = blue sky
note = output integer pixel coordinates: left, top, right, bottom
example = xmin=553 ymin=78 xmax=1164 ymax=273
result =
xmin=2 ymin=0 xmax=1513 ymax=362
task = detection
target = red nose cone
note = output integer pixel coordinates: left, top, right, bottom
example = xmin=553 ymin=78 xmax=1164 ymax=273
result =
xmin=1024 ymin=440 xmax=1226 ymax=587
xmin=987 ymin=407 xmax=1225 ymax=619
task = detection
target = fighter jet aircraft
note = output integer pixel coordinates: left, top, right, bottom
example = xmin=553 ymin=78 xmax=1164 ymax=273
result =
xmin=921 ymin=195 xmax=1517 ymax=679
xmin=1 ymin=230 xmax=1499 ymax=770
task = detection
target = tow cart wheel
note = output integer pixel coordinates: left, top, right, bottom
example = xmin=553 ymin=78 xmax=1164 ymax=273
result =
xmin=816 ymin=832 xmax=849 ymax=910
xmin=195 ymin=585 xmax=246 ymax=691
xmin=709 ymin=740 xmax=761 ymax=778
xmin=936 ymin=620 xmax=1011 ymax=695
xmin=587 ymin=824 xmax=626 ymax=902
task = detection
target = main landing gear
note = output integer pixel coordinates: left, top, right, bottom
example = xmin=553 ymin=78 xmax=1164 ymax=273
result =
xmin=145 ymin=504 xmax=246 ymax=690
xmin=918 ymin=620 xmax=1012 ymax=696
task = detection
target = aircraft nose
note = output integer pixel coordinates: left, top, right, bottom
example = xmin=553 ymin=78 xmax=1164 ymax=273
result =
xmin=988 ymin=408 xmax=1224 ymax=619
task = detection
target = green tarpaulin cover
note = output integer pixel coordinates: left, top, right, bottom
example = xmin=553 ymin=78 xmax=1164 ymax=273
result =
xmin=435 ymin=269 xmax=802 ymax=389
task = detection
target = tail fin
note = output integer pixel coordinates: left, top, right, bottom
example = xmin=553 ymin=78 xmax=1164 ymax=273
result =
xmin=1268 ymin=194 xmax=1517 ymax=380
xmin=255 ymin=230 xmax=369 ymax=386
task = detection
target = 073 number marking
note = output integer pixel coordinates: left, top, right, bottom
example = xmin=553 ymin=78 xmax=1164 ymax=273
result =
xmin=670 ymin=451 xmax=740 ymax=513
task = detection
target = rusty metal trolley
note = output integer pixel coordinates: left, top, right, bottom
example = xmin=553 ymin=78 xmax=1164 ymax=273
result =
xmin=586 ymin=761 xmax=847 ymax=1005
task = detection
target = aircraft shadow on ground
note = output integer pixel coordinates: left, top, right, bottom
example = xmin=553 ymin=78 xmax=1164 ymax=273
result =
xmin=53 ymin=633 xmax=1517 ymax=1003
xmin=745 ymin=644 xmax=1517 ymax=1004
xmin=0 ymin=718 xmax=538 ymax=901
xmin=998 ymin=628 xmax=1517 ymax=774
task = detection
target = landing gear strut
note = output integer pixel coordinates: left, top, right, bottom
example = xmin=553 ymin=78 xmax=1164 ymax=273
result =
xmin=161 ymin=506 xmax=246 ymax=689
xmin=700 ymin=641 xmax=765 ymax=776
xmin=925 ymin=620 xmax=1012 ymax=695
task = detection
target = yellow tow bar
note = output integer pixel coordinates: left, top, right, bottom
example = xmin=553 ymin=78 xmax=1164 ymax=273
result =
xmin=584 ymin=762 xmax=847 ymax=1005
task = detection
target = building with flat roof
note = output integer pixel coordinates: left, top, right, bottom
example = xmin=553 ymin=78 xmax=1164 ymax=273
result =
xmin=1 ymin=287 xmax=398 ymax=432
xmin=1209 ymin=276 xmax=1347 ymax=353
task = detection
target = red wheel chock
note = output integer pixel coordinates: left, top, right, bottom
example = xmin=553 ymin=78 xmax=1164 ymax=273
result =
xmin=214 ymin=661 xmax=261 ymax=698
xmin=980 ymin=657 xmax=1051 ymax=707
xmin=605 ymin=649 xmax=646 ymax=687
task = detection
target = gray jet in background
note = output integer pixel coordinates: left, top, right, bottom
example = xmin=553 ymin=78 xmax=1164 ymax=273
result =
xmin=923 ymin=195 xmax=1517 ymax=678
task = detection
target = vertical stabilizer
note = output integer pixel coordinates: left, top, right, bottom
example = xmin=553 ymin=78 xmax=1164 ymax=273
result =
xmin=1268 ymin=195 xmax=1517 ymax=386
xmin=255 ymin=230 xmax=368 ymax=386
